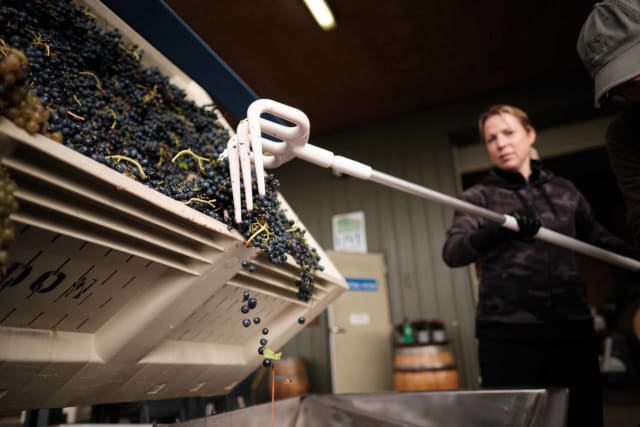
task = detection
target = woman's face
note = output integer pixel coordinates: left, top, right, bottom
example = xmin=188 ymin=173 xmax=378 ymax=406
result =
xmin=482 ymin=113 xmax=536 ymax=177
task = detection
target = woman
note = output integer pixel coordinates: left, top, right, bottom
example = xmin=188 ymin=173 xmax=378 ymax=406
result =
xmin=442 ymin=105 xmax=636 ymax=427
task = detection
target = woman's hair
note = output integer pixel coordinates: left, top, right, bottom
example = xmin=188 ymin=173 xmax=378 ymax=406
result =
xmin=477 ymin=104 xmax=533 ymax=142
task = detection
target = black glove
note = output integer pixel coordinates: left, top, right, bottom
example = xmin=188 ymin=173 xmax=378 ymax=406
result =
xmin=511 ymin=210 xmax=541 ymax=241
xmin=469 ymin=211 xmax=541 ymax=253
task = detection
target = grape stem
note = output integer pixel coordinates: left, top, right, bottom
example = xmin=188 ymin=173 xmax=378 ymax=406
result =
xmin=79 ymin=71 xmax=104 ymax=92
xmin=25 ymin=28 xmax=51 ymax=57
xmin=246 ymin=218 xmax=274 ymax=246
xmin=104 ymin=108 xmax=117 ymax=129
xmin=171 ymin=148 xmax=210 ymax=173
xmin=184 ymin=198 xmax=217 ymax=209
xmin=142 ymin=85 xmax=158 ymax=103
xmin=105 ymin=155 xmax=147 ymax=180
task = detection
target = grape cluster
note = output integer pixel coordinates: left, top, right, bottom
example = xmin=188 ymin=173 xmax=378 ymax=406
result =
xmin=0 ymin=0 xmax=323 ymax=301
xmin=0 ymin=51 xmax=31 ymax=279
xmin=0 ymin=165 xmax=17 ymax=280
xmin=237 ymin=177 xmax=322 ymax=301
xmin=0 ymin=51 xmax=51 ymax=136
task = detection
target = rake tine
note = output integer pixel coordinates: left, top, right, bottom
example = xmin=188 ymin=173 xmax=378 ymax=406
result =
xmin=237 ymin=120 xmax=254 ymax=215
xmin=227 ymin=134 xmax=243 ymax=223
xmin=248 ymin=115 xmax=266 ymax=198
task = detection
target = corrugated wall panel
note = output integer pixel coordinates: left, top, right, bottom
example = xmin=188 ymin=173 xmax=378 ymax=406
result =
xmin=276 ymin=109 xmax=480 ymax=390
xmin=271 ymin=88 xmax=612 ymax=393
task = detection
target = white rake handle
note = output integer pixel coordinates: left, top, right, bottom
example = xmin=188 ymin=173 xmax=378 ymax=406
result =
xmin=370 ymin=170 xmax=640 ymax=271
xmin=243 ymin=99 xmax=640 ymax=271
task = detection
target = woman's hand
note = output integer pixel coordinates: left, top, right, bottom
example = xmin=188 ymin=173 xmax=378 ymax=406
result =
xmin=511 ymin=210 xmax=541 ymax=241
xmin=469 ymin=210 xmax=540 ymax=253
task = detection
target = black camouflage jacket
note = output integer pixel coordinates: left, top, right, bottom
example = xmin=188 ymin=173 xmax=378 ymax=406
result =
xmin=442 ymin=161 xmax=633 ymax=339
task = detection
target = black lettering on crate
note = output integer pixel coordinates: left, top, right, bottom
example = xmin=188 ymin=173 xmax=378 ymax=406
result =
xmin=28 ymin=271 xmax=67 ymax=298
xmin=0 ymin=262 xmax=33 ymax=292
xmin=56 ymin=276 xmax=98 ymax=301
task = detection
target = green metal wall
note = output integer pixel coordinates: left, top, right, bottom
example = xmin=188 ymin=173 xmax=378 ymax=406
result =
xmin=279 ymin=107 xmax=481 ymax=392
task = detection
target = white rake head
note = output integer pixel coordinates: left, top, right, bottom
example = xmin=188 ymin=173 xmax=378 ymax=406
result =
xmin=226 ymin=99 xmax=311 ymax=223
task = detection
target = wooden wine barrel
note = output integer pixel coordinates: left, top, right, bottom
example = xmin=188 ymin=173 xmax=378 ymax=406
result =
xmin=271 ymin=358 xmax=310 ymax=399
xmin=393 ymin=344 xmax=459 ymax=391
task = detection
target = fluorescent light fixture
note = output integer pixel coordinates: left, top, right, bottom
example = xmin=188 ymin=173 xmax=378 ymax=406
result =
xmin=303 ymin=0 xmax=337 ymax=31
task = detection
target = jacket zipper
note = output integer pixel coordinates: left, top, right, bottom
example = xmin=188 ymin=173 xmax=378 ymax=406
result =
xmin=524 ymin=184 xmax=553 ymax=313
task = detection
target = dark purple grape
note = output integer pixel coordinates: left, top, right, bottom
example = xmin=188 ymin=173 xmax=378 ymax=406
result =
xmin=259 ymin=338 xmax=267 ymax=346
xmin=242 ymin=318 xmax=251 ymax=328
xmin=248 ymin=298 xmax=257 ymax=309
xmin=298 ymin=316 xmax=306 ymax=325
xmin=241 ymin=305 xmax=249 ymax=314
xmin=0 ymin=0 xmax=325 ymax=305
xmin=263 ymin=359 xmax=272 ymax=368
xmin=253 ymin=317 xmax=261 ymax=324
xmin=262 ymin=328 xmax=269 ymax=335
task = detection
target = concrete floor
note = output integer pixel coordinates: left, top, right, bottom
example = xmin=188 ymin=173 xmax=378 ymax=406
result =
xmin=603 ymin=388 xmax=640 ymax=427
xmin=603 ymin=405 xmax=640 ymax=427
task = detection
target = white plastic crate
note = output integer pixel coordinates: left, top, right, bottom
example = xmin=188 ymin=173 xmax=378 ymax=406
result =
xmin=0 ymin=0 xmax=346 ymax=411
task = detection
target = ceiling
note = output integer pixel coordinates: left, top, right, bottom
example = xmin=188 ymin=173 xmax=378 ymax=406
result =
xmin=164 ymin=0 xmax=599 ymax=136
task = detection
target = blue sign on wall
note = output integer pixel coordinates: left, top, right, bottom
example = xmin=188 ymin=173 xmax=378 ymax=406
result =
xmin=345 ymin=277 xmax=378 ymax=292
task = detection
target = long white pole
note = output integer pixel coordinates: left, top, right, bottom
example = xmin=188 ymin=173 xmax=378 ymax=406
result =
xmin=243 ymin=99 xmax=640 ymax=272
xmin=369 ymin=170 xmax=640 ymax=271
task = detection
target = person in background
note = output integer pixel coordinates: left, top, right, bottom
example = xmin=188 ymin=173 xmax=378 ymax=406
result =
xmin=442 ymin=104 xmax=638 ymax=427
xmin=577 ymin=0 xmax=640 ymax=244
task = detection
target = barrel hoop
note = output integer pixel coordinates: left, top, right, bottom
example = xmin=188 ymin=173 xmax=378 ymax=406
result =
xmin=274 ymin=373 xmax=307 ymax=381
xmin=394 ymin=345 xmax=450 ymax=354
xmin=394 ymin=342 xmax=449 ymax=348
xmin=394 ymin=365 xmax=456 ymax=372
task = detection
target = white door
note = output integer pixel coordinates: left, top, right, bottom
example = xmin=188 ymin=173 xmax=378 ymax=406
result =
xmin=327 ymin=251 xmax=393 ymax=394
